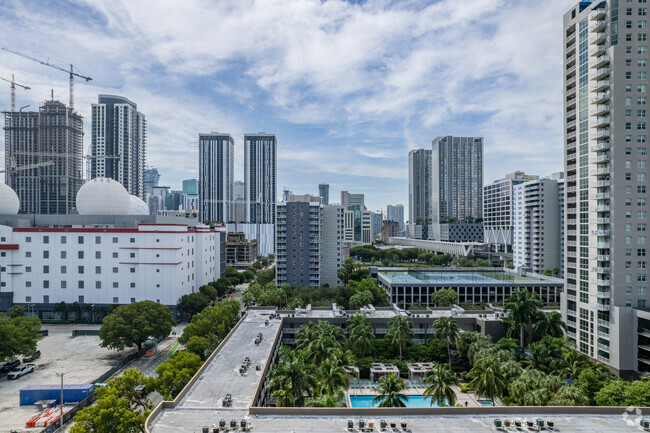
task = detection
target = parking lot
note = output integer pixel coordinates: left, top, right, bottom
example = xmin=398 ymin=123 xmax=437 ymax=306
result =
xmin=0 ymin=324 xmax=137 ymax=433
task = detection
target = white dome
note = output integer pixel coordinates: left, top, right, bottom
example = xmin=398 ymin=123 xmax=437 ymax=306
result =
xmin=129 ymin=195 xmax=149 ymax=215
xmin=76 ymin=178 xmax=131 ymax=215
xmin=0 ymin=183 xmax=19 ymax=214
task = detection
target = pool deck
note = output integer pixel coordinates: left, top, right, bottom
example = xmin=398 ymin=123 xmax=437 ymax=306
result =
xmin=346 ymin=383 xmax=484 ymax=408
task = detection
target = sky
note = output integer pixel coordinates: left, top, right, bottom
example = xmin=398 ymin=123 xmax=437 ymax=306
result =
xmin=0 ymin=0 xmax=570 ymax=219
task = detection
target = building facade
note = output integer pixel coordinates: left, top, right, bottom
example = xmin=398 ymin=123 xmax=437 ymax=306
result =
xmin=513 ymin=176 xmax=564 ymax=275
xmin=483 ymin=171 xmax=538 ymax=252
xmin=226 ymin=232 xmax=258 ymax=268
xmin=90 ymin=95 xmax=146 ymax=199
xmin=199 ymin=133 xmax=234 ymax=224
xmin=3 ymin=100 xmax=84 ymax=214
xmin=245 ymin=133 xmax=277 ymax=224
xmin=408 ymin=149 xmax=432 ymax=239
xmin=387 ymin=204 xmax=405 ymax=236
xmin=0 ymin=214 xmax=225 ymax=318
xmin=431 ymin=136 xmax=483 ymax=242
xmin=276 ymin=194 xmax=343 ymax=287
xmin=341 ymin=191 xmax=366 ymax=242
xmin=318 ymin=183 xmax=329 ymax=205
xmin=562 ymin=1 xmax=650 ymax=376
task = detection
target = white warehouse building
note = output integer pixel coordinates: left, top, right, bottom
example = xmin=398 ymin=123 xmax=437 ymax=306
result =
xmin=0 ymin=180 xmax=226 ymax=319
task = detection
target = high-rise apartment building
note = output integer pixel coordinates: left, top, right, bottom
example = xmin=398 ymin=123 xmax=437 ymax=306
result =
xmin=245 ymin=133 xmax=277 ymax=224
xmin=233 ymin=180 xmax=246 ymax=223
xmin=513 ymin=176 xmax=564 ymax=275
xmin=90 ymin=95 xmax=146 ymax=199
xmin=563 ymin=1 xmax=650 ymax=376
xmin=144 ymin=168 xmax=160 ymax=187
xmin=341 ymin=191 xmax=366 ymax=242
xmin=484 ymin=172 xmax=538 ymax=252
xmin=199 ymin=132 xmax=234 ymax=223
xmin=408 ymin=149 xmax=432 ymax=239
xmin=319 ymin=183 xmax=329 ymax=205
xmin=431 ymin=136 xmax=484 ymax=242
xmin=387 ymin=204 xmax=405 ymax=236
xmin=3 ymin=100 xmax=84 ymax=214
xmin=276 ymin=194 xmax=343 ymax=287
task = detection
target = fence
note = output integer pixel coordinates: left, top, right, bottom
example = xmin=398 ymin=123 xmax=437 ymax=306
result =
xmin=37 ymin=393 xmax=96 ymax=433
xmin=71 ymin=329 xmax=101 ymax=337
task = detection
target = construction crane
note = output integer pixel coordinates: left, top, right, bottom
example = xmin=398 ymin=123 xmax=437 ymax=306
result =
xmin=0 ymin=160 xmax=54 ymax=174
xmin=1 ymin=47 xmax=91 ymax=111
xmin=0 ymin=74 xmax=30 ymax=111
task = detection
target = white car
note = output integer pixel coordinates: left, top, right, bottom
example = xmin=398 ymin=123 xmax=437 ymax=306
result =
xmin=7 ymin=364 xmax=35 ymax=380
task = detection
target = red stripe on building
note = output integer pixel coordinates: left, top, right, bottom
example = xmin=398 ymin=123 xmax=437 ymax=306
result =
xmin=0 ymin=244 xmax=19 ymax=250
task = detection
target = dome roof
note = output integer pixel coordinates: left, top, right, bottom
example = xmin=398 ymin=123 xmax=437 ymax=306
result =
xmin=129 ymin=195 xmax=149 ymax=215
xmin=76 ymin=178 xmax=131 ymax=215
xmin=0 ymin=183 xmax=19 ymax=214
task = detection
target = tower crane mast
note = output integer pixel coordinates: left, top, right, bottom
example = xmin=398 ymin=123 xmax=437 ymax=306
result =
xmin=1 ymin=47 xmax=91 ymax=111
xmin=0 ymin=74 xmax=30 ymax=111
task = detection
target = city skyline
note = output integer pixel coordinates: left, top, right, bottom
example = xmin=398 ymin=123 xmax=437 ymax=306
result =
xmin=0 ymin=0 xmax=571 ymax=214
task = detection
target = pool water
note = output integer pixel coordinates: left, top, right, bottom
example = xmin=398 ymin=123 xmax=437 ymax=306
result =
xmin=478 ymin=400 xmax=496 ymax=406
xmin=349 ymin=395 xmax=447 ymax=408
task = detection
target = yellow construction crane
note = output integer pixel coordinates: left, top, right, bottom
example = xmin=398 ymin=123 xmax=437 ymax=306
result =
xmin=0 ymin=74 xmax=30 ymax=111
xmin=1 ymin=47 xmax=91 ymax=112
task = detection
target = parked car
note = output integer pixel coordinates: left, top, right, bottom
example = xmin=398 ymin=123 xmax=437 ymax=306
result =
xmin=0 ymin=359 xmax=20 ymax=374
xmin=7 ymin=364 xmax=34 ymax=380
xmin=23 ymin=351 xmax=41 ymax=363
xmin=135 ymin=384 xmax=146 ymax=398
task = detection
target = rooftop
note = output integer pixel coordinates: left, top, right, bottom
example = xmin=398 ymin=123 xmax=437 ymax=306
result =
xmin=378 ymin=269 xmax=563 ymax=285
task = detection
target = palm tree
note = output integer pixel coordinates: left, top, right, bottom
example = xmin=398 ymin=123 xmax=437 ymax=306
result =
xmin=372 ymin=373 xmax=409 ymax=407
xmin=346 ymin=313 xmax=371 ymax=336
xmin=294 ymin=322 xmax=317 ymax=351
xmin=349 ymin=323 xmax=375 ymax=357
xmin=466 ymin=358 xmax=505 ymax=406
xmin=433 ymin=317 xmax=459 ymax=364
xmin=316 ymin=359 xmax=349 ymax=395
xmin=504 ymin=289 xmax=542 ymax=346
xmin=269 ymin=347 xmax=316 ymax=407
xmin=423 ymin=363 xmax=459 ymax=407
xmin=550 ymin=349 xmax=591 ymax=380
xmin=533 ymin=311 xmax=566 ymax=340
xmin=305 ymin=389 xmax=346 ymax=407
xmin=386 ymin=315 xmax=413 ymax=360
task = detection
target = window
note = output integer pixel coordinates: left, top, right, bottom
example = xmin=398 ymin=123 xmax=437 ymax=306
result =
xmin=641 ymin=33 xmax=649 ymax=41
xmin=627 ymin=33 xmax=633 ymax=41
xmin=640 ymin=97 xmax=647 ymax=105
xmin=43 ymin=250 xmax=49 ymax=258
xmin=627 ymin=122 xmax=633 ymax=130
xmin=627 ymin=160 xmax=633 ymax=168
xmin=61 ymin=265 xmax=67 ymax=274
xmin=113 ymin=282 xmax=119 ymax=288
xmin=640 ymin=186 xmax=647 ymax=194
xmin=113 ymin=297 xmax=119 ymax=303
xmin=25 ymin=237 xmax=31 ymax=243
xmin=628 ymin=109 xmax=633 ymax=117
xmin=113 ymin=267 xmax=118 ymax=273
xmin=78 ymin=251 xmax=84 ymax=259
xmin=95 ymin=266 xmax=101 ymax=274
xmin=25 ymin=266 xmax=31 ymax=272
xmin=641 ymin=85 xmax=648 ymax=93
xmin=78 ymin=236 xmax=84 ymax=244
xmin=131 ymin=297 xmax=136 ymax=303
xmin=627 ymin=135 xmax=633 ymax=142
xmin=130 ymin=283 xmax=135 ymax=288
xmin=61 ymin=281 xmax=67 ymax=289
xmin=627 ymin=97 xmax=633 ymax=105
xmin=79 ymin=295 xmax=84 ymax=304
xmin=130 ymin=268 xmax=135 ymax=273
xmin=640 ymin=46 xmax=648 ymax=54
xmin=25 ymin=251 xmax=31 ymax=258
xmin=78 ymin=266 xmax=84 ymax=274
xmin=640 ymin=160 xmax=647 ymax=168
xmin=61 ymin=251 xmax=66 ymax=259
xmin=639 ymin=248 xmax=647 ymax=256
xmin=43 ymin=265 xmax=49 ymax=274
xmin=627 ymin=46 xmax=633 ymax=53
xmin=43 ymin=295 xmax=49 ymax=304
xmin=640 ymin=300 xmax=647 ymax=308
xmin=43 ymin=235 xmax=49 ymax=244
xmin=639 ymin=60 xmax=648 ymax=68
xmin=112 ymin=252 xmax=118 ymax=258
xmin=112 ymin=237 xmax=118 ymax=243
xmin=627 ymin=147 xmax=633 ymax=155
xmin=639 ymin=199 xmax=647 ymax=206
xmin=640 ymin=123 xmax=647 ymax=130
xmin=43 ymin=280 xmax=49 ymax=288
xmin=642 ymin=20 xmax=649 ymax=28
xmin=641 ymin=287 xmax=648 ymax=295
xmin=628 ymin=59 xmax=634 ymax=66
xmin=78 ymin=281 xmax=84 ymax=289
xmin=627 ymin=8 xmax=633 ymax=15
xmin=641 ymin=72 xmax=648 ymax=80
xmin=640 ymin=110 xmax=647 ymax=117
xmin=639 ymin=147 xmax=647 ymax=154
xmin=640 ymin=211 xmax=648 ymax=219
xmin=130 ymin=253 xmax=135 ymax=258
xmin=96 ymin=281 xmax=101 ymax=289
xmin=640 ymin=275 xmax=647 ymax=281
xmin=95 ymin=251 xmax=101 ymax=259
xmin=642 ymin=8 xmax=648 ymax=16
xmin=95 ymin=236 xmax=101 ymax=244
xmin=640 ymin=173 xmax=648 ymax=181
xmin=641 ymin=223 xmax=648 ymax=231
xmin=130 ymin=238 xmax=135 ymax=243
xmin=25 ymin=282 xmax=31 ymax=288
xmin=60 ymin=236 xmax=66 ymax=244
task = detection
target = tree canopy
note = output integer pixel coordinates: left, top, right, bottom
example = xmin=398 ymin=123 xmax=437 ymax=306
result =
xmin=99 ymin=301 xmax=176 ymax=351
xmin=0 ymin=314 xmax=42 ymax=362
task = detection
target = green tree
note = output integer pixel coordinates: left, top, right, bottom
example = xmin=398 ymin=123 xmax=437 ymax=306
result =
xmin=349 ymin=291 xmax=374 ymax=309
xmin=423 ymin=363 xmax=459 ymax=407
xmin=430 ymin=289 xmax=458 ymax=307
xmin=455 ymin=332 xmax=492 ymax=366
xmin=625 ymin=379 xmax=650 ymax=406
xmin=433 ymin=317 xmax=459 ymax=364
xmin=315 ymin=359 xmax=349 ymax=395
xmin=338 ymin=258 xmax=361 ymax=285
xmin=594 ymin=379 xmax=629 ymax=406
xmin=504 ymin=288 xmax=542 ymax=346
xmin=154 ymin=350 xmax=203 ymax=400
xmin=386 ymin=315 xmax=413 ymax=361
xmin=178 ymin=292 xmax=209 ymax=321
xmin=548 ymin=385 xmax=589 ymax=406
xmin=0 ymin=315 xmax=42 ymax=362
xmin=305 ymin=389 xmax=346 ymax=407
xmin=372 ymin=373 xmax=409 ymax=407
xmin=467 ymin=358 xmax=506 ymax=405
xmin=71 ymin=369 xmax=152 ymax=433
xmin=8 ymin=305 xmax=25 ymax=317
xmin=185 ymin=336 xmax=210 ymax=360
xmin=575 ymin=366 xmax=613 ymax=404
xmin=269 ymin=347 xmax=316 ymax=406
xmin=349 ymin=322 xmax=375 ymax=357
xmin=179 ymin=300 xmax=240 ymax=350
xmin=550 ymin=348 xmax=591 ymax=380
xmin=198 ymin=284 xmax=218 ymax=301
xmin=255 ymin=267 xmax=275 ymax=286
xmin=100 ymin=301 xmax=176 ymax=351
xmin=533 ymin=311 xmax=566 ymax=340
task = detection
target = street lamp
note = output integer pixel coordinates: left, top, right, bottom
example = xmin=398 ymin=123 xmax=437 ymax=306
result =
xmin=29 ymin=303 xmax=35 ymax=316
xmin=55 ymin=371 xmax=64 ymax=428
xmin=90 ymin=304 xmax=94 ymax=324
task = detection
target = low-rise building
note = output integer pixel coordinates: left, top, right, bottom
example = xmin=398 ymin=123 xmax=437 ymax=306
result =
xmin=226 ymin=232 xmax=258 ymax=268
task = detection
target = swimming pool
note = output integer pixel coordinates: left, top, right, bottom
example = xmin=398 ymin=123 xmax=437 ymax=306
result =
xmin=349 ymin=395 xmax=447 ymax=408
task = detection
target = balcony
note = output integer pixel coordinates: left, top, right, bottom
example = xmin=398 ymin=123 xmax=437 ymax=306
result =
xmin=595 ymin=255 xmax=610 ymax=261
xmin=594 ymin=54 xmax=610 ymax=68
xmin=566 ymin=76 xmax=577 ymax=89
xmin=566 ymin=54 xmax=577 ymax=66
xmin=591 ymin=8 xmax=606 ymax=20
xmin=566 ymin=65 xmax=577 ymax=78
xmin=596 ymin=242 xmax=610 ymax=249
xmin=567 ymin=163 xmax=577 ymax=171
xmin=567 ymin=251 xmax=577 ymax=258
xmin=567 ymin=309 xmax=577 ymax=317
xmin=597 ymin=290 xmax=611 ymax=298
xmin=597 ymin=217 xmax=610 ymax=224
xmin=591 ymin=92 xmax=610 ymax=105
xmin=594 ymin=66 xmax=610 ymax=80
xmin=591 ymin=31 xmax=606 ymax=44
xmin=566 ymin=120 xmax=577 ymax=130
xmin=598 ymin=318 xmax=610 ymax=326
xmin=566 ymin=241 xmax=577 ymax=247
xmin=591 ymin=44 xmax=606 ymax=56
xmin=566 ymin=330 xmax=577 ymax=339
xmin=566 ymin=108 xmax=576 ymax=118
xmin=593 ymin=117 xmax=610 ymax=128
xmin=566 ymin=42 xmax=576 ymax=55
xmin=597 ymin=342 xmax=610 ymax=351
xmin=594 ymin=168 xmax=610 ymax=176
xmin=567 ymin=175 xmax=577 ymax=181
xmin=593 ymin=179 xmax=610 ymax=187
xmin=592 ymin=80 xmax=610 ymax=92
xmin=591 ymin=142 xmax=610 ymax=152
xmin=598 ymin=330 xmax=609 ymax=339
xmin=593 ymin=205 xmax=610 ymax=212
xmin=594 ymin=104 xmax=610 ymax=116
xmin=566 ymin=97 xmax=577 ymax=110
xmin=566 ymin=131 xmax=577 ymax=140
xmin=592 ymin=128 xmax=611 ymax=139
xmin=593 ymin=193 xmax=610 ymax=200
xmin=566 ymin=293 xmax=577 ymax=301
xmin=591 ymin=20 xmax=606 ymax=32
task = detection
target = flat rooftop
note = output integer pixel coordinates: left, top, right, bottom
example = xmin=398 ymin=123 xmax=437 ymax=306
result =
xmin=379 ymin=270 xmax=561 ymax=285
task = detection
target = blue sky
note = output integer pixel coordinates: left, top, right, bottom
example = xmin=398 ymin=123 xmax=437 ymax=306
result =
xmin=0 ymin=0 xmax=569 ymax=218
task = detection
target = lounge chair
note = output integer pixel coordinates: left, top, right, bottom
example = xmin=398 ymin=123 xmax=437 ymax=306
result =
xmin=347 ymin=420 xmax=354 ymax=431
xmin=514 ymin=420 xmax=521 ymax=427
xmin=405 ymin=380 xmax=411 ymax=388
xmin=368 ymin=421 xmax=375 ymax=431
xmin=546 ymin=420 xmax=554 ymax=429
xmin=389 ymin=421 xmax=397 ymax=430
xmin=400 ymin=421 xmax=408 ymax=431
xmin=358 ymin=419 xmax=366 ymax=430
xmin=374 ymin=380 xmax=379 ymax=387
xmin=351 ymin=380 xmax=357 ymax=389
xmin=380 ymin=419 xmax=387 ymax=430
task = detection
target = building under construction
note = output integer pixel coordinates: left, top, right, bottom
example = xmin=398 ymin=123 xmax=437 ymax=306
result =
xmin=3 ymin=100 xmax=84 ymax=214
